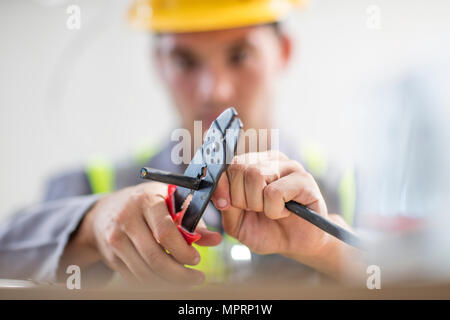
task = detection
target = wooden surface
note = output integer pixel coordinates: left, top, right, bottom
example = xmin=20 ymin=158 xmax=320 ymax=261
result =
xmin=1 ymin=281 xmax=449 ymax=300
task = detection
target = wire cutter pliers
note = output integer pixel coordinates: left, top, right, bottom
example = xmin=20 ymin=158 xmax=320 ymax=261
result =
xmin=140 ymin=107 xmax=242 ymax=245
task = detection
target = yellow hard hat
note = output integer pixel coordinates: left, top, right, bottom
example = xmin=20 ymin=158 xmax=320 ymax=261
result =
xmin=128 ymin=0 xmax=304 ymax=33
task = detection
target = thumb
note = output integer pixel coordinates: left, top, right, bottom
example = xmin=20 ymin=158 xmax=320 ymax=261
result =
xmin=211 ymin=173 xmax=231 ymax=210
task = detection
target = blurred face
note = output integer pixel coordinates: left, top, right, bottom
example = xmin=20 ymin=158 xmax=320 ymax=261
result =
xmin=154 ymin=24 xmax=291 ymax=136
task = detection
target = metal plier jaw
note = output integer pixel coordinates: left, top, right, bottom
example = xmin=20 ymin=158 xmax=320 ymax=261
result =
xmin=141 ymin=107 xmax=242 ymax=245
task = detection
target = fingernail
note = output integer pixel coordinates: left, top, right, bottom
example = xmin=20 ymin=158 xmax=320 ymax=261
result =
xmin=216 ymin=198 xmax=228 ymax=209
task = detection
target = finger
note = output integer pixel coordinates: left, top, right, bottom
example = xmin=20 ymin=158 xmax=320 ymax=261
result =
xmin=242 ymin=159 xmax=304 ymax=212
xmin=140 ymin=197 xmax=206 ymax=284
xmin=195 ymin=228 xmax=222 ymax=246
xmin=125 ymin=216 xmax=207 ymax=287
xmin=107 ymin=255 xmax=140 ymax=285
xmin=122 ymin=222 xmax=204 ymax=285
xmin=196 ymin=228 xmax=222 ymax=247
xmin=211 ymin=174 xmax=231 ymax=210
xmin=124 ymin=210 xmax=200 ymax=268
xmin=142 ymin=194 xmax=201 ymax=266
xmin=137 ymin=181 xmax=168 ymax=196
xmin=235 ymin=150 xmax=288 ymax=163
xmin=263 ymin=172 xmax=327 ymax=220
xmin=111 ymin=233 xmax=165 ymax=285
xmin=265 ymin=150 xmax=289 ymax=161
xmin=244 ymin=165 xmax=266 ymax=212
xmin=276 ymin=159 xmax=306 ymax=178
xmin=195 ymin=219 xmax=222 ymax=246
xmin=226 ymin=161 xmax=247 ymax=209
xmin=143 ymin=244 xmax=205 ymax=285
xmin=220 ymin=206 xmax=245 ymax=239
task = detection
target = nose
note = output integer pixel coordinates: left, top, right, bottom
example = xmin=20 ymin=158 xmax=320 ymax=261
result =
xmin=198 ymin=67 xmax=234 ymax=107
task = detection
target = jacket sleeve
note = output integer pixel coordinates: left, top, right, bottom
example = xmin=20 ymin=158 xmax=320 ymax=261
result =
xmin=0 ymin=170 xmax=102 ymax=282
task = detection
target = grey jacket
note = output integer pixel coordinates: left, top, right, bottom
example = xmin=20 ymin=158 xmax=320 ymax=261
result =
xmin=0 ymin=139 xmax=341 ymax=283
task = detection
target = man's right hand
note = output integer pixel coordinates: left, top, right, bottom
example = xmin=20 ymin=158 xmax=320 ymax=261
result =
xmin=59 ymin=182 xmax=222 ymax=286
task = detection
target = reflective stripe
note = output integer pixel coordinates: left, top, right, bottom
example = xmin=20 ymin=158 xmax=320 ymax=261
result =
xmin=86 ymin=156 xmax=116 ymax=194
xmin=190 ymin=243 xmax=227 ymax=283
xmin=133 ymin=141 xmax=158 ymax=166
xmin=339 ymin=168 xmax=356 ymax=226
xmin=302 ymin=142 xmax=356 ymax=226
xmin=190 ymin=228 xmax=235 ymax=283
xmin=303 ymin=142 xmax=328 ymax=178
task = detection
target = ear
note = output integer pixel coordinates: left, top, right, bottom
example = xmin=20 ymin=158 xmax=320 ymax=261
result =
xmin=278 ymin=33 xmax=293 ymax=70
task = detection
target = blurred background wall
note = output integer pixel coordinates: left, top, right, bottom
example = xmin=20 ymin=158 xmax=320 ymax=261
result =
xmin=1 ymin=0 xmax=450 ymax=221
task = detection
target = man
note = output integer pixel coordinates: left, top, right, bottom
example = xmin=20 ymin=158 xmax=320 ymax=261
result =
xmin=0 ymin=0 xmax=362 ymax=286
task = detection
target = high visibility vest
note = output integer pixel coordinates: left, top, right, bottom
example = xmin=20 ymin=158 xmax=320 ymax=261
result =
xmin=302 ymin=143 xmax=356 ymax=226
xmin=85 ymin=143 xmax=356 ymax=282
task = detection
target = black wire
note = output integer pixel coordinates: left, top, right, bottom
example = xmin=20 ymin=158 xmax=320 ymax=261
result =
xmin=285 ymin=201 xmax=366 ymax=250
xmin=140 ymin=167 xmax=201 ymax=190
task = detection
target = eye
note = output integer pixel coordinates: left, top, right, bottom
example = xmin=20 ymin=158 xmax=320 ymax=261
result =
xmin=173 ymin=53 xmax=199 ymax=71
xmin=229 ymin=48 xmax=248 ymax=66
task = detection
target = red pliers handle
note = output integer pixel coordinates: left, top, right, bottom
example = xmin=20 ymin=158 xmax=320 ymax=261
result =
xmin=165 ymin=184 xmax=201 ymax=245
